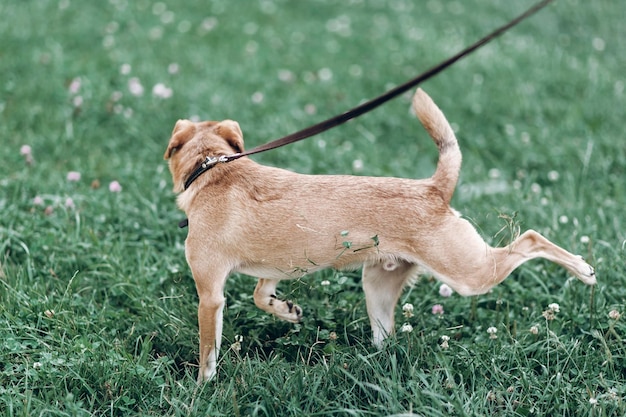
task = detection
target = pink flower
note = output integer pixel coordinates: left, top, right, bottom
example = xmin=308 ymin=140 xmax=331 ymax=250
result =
xmin=67 ymin=171 xmax=81 ymax=182
xmin=68 ymin=77 xmax=81 ymax=94
xmin=109 ymin=181 xmax=122 ymax=192
xmin=20 ymin=145 xmax=32 ymax=156
xmin=432 ymin=304 xmax=444 ymax=315
xmin=33 ymin=196 xmax=44 ymax=206
xmin=65 ymin=197 xmax=75 ymax=209
xmin=439 ymin=284 xmax=453 ymax=297
xmin=20 ymin=145 xmax=33 ymax=164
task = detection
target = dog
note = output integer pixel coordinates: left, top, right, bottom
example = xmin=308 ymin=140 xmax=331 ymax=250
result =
xmin=164 ymin=88 xmax=596 ymax=382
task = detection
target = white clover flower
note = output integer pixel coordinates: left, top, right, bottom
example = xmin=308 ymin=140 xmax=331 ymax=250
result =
xmin=529 ymin=325 xmax=539 ymax=335
xmin=440 ymin=335 xmax=450 ymax=349
xmin=305 ymin=104 xmax=317 ymax=115
xmin=352 ymin=159 xmax=364 ymax=171
xmin=120 ymin=64 xmax=131 ymax=75
xmin=168 ymin=63 xmax=180 ymax=74
xmin=318 ymin=67 xmax=333 ymax=81
xmin=580 ymin=235 xmax=590 ymax=244
xmin=230 ymin=335 xmax=243 ymax=352
xmin=128 ymin=77 xmax=144 ymax=96
xmin=402 ymin=303 xmax=414 ymax=318
xmin=547 ymin=170 xmax=560 ymax=181
xmin=439 ymin=284 xmax=453 ymax=297
xmin=400 ymin=323 xmax=413 ymax=333
xmin=278 ymin=69 xmax=295 ymax=82
xmin=531 ymin=183 xmax=541 ymax=194
xmin=487 ymin=326 xmax=498 ymax=339
xmin=251 ymin=91 xmax=264 ymax=104
xmin=320 ymin=280 xmax=330 ymax=286
xmin=608 ymin=310 xmax=621 ymax=320
xmin=548 ymin=303 xmax=560 ymax=313
xmin=152 ymin=83 xmax=173 ymax=99
xmin=592 ymin=37 xmax=605 ymax=51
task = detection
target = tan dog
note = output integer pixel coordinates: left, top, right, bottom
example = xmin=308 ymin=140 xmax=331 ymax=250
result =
xmin=164 ymin=89 xmax=596 ymax=382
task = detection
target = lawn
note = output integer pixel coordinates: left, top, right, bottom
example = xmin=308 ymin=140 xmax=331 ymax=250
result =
xmin=1 ymin=0 xmax=625 ymax=415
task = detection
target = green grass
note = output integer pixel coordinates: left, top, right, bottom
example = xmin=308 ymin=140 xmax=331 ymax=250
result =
xmin=1 ymin=0 xmax=625 ymax=415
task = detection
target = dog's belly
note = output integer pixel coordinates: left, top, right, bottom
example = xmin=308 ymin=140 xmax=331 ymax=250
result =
xmin=235 ymin=263 xmax=327 ymax=280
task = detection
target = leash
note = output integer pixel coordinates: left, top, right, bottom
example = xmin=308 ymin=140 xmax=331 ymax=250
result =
xmin=179 ymin=0 xmax=554 ymax=227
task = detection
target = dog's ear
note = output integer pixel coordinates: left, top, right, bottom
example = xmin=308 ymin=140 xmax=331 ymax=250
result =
xmin=215 ymin=120 xmax=244 ymax=154
xmin=164 ymin=119 xmax=195 ymax=160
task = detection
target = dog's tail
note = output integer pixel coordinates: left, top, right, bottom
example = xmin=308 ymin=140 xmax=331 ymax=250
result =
xmin=412 ymin=88 xmax=461 ymax=203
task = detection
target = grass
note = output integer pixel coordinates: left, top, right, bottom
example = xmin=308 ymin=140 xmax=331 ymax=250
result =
xmin=1 ymin=0 xmax=625 ymax=415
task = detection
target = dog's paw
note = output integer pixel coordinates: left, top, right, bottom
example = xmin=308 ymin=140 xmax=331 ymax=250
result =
xmin=255 ymin=288 xmax=304 ymax=323
xmin=274 ymin=299 xmax=303 ymax=323
xmin=573 ymin=256 xmax=597 ymax=285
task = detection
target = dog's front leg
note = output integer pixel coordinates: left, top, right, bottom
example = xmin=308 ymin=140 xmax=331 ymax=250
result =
xmin=196 ymin=289 xmax=225 ymax=382
xmin=190 ymin=261 xmax=228 ymax=382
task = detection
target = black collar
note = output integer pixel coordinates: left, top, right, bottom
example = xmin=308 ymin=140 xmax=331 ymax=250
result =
xmin=183 ymin=155 xmax=230 ymax=190
xmin=179 ymin=155 xmax=233 ymax=229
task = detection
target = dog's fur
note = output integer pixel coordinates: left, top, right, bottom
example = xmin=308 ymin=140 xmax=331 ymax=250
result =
xmin=164 ymin=89 xmax=596 ymax=382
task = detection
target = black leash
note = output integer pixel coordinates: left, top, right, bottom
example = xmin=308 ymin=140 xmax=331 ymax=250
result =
xmin=179 ymin=0 xmax=554 ymax=228
xmin=231 ymin=0 xmax=554 ymax=161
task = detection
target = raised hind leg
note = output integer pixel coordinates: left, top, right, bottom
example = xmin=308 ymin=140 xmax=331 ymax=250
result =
xmin=422 ymin=216 xmax=596 ymax=296
xmin=492 ymin=229 xmax=596 ymax=285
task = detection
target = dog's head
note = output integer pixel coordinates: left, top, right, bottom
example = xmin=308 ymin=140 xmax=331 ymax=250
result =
xmin=163 ymin=119 xmax=244 ymax=192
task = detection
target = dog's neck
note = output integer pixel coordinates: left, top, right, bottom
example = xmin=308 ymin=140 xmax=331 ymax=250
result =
xmin=183 ymin=155 xmax=232 ymax=190
xmin=179 ymin=154 xmax=241 ymax=228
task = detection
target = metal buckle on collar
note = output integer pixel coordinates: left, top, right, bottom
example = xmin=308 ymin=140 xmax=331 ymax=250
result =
xmin=184 ymin=155 xmax=231 ymax=191
xmin=201 ymin=155 xmax=225 ymax=169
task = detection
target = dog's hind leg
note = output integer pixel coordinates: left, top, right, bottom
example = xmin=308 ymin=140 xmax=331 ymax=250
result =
xmin=490 ymin=230 xmax=597 ymax=287
xmin=427 ymin=223 xmax=597 ymax=296
xmin=362 ymin=261 xmax=420 ymax=348
xmin=253 ymin=278 xmax=303 ymax=323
